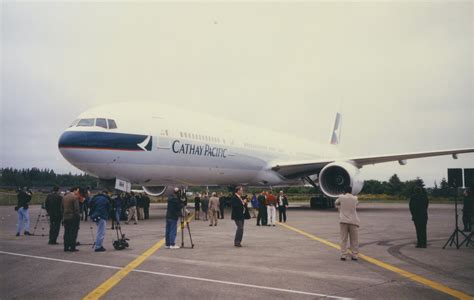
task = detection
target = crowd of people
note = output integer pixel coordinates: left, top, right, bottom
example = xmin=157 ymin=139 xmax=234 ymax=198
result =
xmin=192 ymin=190 xmax=289 ymax=227
xmin=14 ymin=183 xmax=473 ymax=258
xmin=15 ymin=186 xmax=151 ymax=252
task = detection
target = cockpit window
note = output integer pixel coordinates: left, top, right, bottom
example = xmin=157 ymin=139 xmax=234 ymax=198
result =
xmin=96 ymin=118 xmax=107 ymax=129
xmin=77 ymin=118 xmax=95 ymax=127
xmin=108 ymin=119 xmax=117 ymax=129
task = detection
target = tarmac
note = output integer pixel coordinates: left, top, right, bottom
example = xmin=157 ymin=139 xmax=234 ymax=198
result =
xmin=0 ymin=202 xmax=473 ymax=299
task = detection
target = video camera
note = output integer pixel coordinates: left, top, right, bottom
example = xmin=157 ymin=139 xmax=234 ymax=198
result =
xmin=113 ymin=225 xmax=130 ymax=250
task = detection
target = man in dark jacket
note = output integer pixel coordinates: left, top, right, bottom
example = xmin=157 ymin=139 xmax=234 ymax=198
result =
xmin=165 ymin=188 xmax=184 ymax=249
xmin=462 ymin=187 xmax=473 ymax=232
xmin=45 ymin=186 xmax=63 ymax=244
xmin=89 ymin=191 xmax=111 ymax=252
xmin=143 ymin=194 xmax=151 ymax=219
xmin=194 ymin=193 xmax=201 ymax=220
xmin=277 ymin=191 xmax=289 ymax=223
xmin=218 ymin=193 xmax=225 ymax=219
xmin=231 ymin=186 xmax=246 ymax=247
xmin=257 ymin=191 xmax=267 ymax=226
xmin=409 ymin=186 xmax=429 ymax=248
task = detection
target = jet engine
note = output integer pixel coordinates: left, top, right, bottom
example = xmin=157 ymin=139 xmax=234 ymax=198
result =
xmin=142 ymin=186 xmax=168 ymax=197
xmin=319 ymin=161 xmax=364 ymax=198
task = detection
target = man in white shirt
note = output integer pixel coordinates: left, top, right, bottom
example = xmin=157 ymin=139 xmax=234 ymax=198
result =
xmin=335 ymin=185 xmax=360 ymax=261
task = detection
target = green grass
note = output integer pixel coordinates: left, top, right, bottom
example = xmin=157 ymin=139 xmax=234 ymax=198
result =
xmin=0 ymin=190 xmax=456 ymax=206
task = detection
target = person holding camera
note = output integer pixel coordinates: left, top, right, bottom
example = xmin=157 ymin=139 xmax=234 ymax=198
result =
xmin=45 ymin=186 xmax=63 ymax=244
xmin=15 ymin=187 xmax=32 ymax=236
xmin=89 ymin=191 xmax=111 ymax=252
xmin=165 ymin=188 xmax=184 ymax=249
xmin=335 ymin=185 xmax=360 ymax=261
xmin=62 ymin=187 xmax=81 ymax=252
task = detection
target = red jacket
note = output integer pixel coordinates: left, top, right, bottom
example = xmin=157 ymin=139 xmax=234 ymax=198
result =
xmin=266 ymin=194 xmax=277 ymax=206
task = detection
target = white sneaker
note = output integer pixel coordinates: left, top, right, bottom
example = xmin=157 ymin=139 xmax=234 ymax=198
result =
xmin=170 ymin=245 xmax=180 ymax=249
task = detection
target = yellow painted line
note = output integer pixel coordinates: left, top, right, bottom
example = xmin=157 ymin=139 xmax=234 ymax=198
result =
xmin=278 ymin=222 xmax=473 ymax=300
xmin=83 ymin=213 xmax=194 ymax=300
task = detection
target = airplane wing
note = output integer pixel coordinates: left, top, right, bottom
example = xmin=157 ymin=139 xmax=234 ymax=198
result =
xmin=271 ymin=148 xmax=474 ymax=179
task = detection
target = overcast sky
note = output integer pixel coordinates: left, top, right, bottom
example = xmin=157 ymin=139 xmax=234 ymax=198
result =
xmin=1 ymin=1 xmax=473 ymax=186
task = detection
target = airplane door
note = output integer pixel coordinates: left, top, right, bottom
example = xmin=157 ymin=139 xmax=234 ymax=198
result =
xmin=156 ymin=136 xmax=171 ymax=150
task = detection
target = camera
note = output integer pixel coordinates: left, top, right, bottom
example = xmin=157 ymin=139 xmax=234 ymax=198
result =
xmin=113 ymin=237 xmax=129 ymax=250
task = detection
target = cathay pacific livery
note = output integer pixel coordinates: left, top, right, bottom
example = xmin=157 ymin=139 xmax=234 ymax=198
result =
xmin=58 ymin=103 xmax=474 ymax=197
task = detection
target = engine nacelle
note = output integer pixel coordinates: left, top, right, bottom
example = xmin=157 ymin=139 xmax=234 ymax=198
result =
xmin=142 ymin=186 xmax=168 ymax=197
xmin=319 ymin=161 xmax=364 ymax=198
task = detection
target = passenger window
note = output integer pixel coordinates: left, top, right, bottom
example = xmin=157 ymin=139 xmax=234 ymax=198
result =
xmin=108 ymin=119 xmax=117 ymax=129
xmin=96 ymin=118 xmax=107 ymax=129
xmin=77 ymin=118 xmax=94 ymax=127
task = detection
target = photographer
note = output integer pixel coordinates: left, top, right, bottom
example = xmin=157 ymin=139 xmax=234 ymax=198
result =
xmin=165 ymin=188 xmax=184 ymax=249
xmin=89 ymin=191 xmax=111 ymax=252
xmin=15 ymin=187 xmax=32 ymax=236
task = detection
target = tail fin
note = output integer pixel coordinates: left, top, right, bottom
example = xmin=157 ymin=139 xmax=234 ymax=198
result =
xmin=329 ymin=112 xmax=342 ymax=145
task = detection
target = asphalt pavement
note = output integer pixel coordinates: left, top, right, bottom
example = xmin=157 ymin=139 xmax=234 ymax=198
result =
xmin=0 ymin=203 xmax=472 ymax=299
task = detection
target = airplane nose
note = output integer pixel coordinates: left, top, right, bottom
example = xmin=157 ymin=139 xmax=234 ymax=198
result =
xmin=58 ymin=131 xmax=87 ymax=149
xmin=58 ymin=131 xmax=90 ymax=166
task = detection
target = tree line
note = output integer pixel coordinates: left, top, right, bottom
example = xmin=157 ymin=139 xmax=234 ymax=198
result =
xmin=0 ymin=168 xmax=452 ymax=197
xmin=361 ymin=174 xmax=452 ymax=197
xmin=0 ymin=168 xmax=97 ymax=188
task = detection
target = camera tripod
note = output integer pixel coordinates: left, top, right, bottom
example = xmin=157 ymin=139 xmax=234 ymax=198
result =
xmin=443 ymin=187 xmax=468 ymax=249
xmin=180 ymin=206 xmax=194 ymax=248
xmin=32 ymin=206 xmax=49 ymax=237
xmin=89 ymin=224 xmax=96 ymax=249
xmin=459 ymin=231 xmax=473 ymax=247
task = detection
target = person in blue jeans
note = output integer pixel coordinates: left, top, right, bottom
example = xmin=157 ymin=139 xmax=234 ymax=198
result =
xmin=165 ymin=188 xmax=183 ymax=249
xmin=89 ymin=191 xmax=111 ymax=252
xmin=16 ymin=187 xmax=32 ymax=236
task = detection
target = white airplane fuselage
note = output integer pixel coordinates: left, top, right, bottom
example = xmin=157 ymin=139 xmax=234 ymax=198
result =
xmin=58 ymin=103 xmax=341 ymax=187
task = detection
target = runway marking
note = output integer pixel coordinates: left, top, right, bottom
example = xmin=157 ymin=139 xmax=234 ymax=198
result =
xmin=132 ymin=268 xmax=352 ymax=299
xmin=0 ymin=250 xmax=122 ymax=270
xmin=279 ymin=222 xmax=473 ymax=300
xmin=83 ymin=213 xmax=194 ymax=300
xmin=0 ymin=250 xmax=351 ymax=300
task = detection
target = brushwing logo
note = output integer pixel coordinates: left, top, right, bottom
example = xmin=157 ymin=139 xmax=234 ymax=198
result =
xmin=137 ymin=136 xmax=152 ymax=151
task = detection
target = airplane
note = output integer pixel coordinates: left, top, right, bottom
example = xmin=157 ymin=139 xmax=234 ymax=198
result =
xmin=58 ymin=102 xmax=474 ymax=198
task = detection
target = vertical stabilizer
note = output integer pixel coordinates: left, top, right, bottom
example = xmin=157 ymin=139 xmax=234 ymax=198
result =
xmin=329 ymin=113 xmax=342 ymax=145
